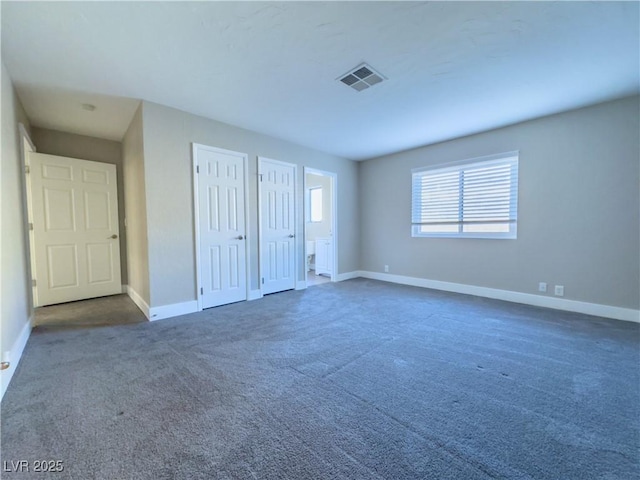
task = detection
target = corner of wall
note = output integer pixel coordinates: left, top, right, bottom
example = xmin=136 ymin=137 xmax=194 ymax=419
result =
xmin=126 ymin=285 xmax=150 ymax=320
xmin=1 ymin=61 xmax=34 ymax=402
xmin=122 ymin=102 xmax=151 ymax=307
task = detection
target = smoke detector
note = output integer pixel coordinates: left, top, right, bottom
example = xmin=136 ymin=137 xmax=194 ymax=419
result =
xmin=338 ymin=63 xmax=386 ymax=92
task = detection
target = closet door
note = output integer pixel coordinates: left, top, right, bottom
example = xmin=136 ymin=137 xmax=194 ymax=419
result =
xmin=259 ymin=157 xmax=297 ymax=295
xmin=194 ymin=144 xmax=248 ymax=308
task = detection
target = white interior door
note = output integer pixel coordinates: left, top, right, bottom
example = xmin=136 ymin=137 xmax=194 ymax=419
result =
xmin=259 ymin=157 xmax=296 ymax=295
xmin=194 ymin=144 xmax=248 ymax=309
xmin=29 ymin=153 xmax=122 ymax=306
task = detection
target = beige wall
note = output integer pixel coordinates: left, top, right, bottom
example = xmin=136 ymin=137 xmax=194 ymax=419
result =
xmin=305 ymin=173 xmax=332 ymax=240
xmin=1 ymin=62 xmax=32 ymax=392
xmin=122 ymin=104 xmax=150 ymax=305
xmin=359 ymin=96 xmax=640 ymax=309
xmin=141 ymin=100 xmax=359 ymax=307
xmin=30 ymin=127 xmax=128 ymax=283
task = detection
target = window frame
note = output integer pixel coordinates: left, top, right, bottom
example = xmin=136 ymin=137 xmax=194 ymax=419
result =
xmin=411 ymin=151 xmax=519 ymax=240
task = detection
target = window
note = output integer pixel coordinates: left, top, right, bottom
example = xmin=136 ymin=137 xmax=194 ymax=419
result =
xmin=308 ymin=186 xmax=323 ymax=222
xmin=411 ymin=152 xmax=519 ymax=239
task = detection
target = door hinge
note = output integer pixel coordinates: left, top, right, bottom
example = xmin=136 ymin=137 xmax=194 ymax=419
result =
xmin=258 ymin=174 xmax=263 ymax=182
xmin=32 ymin=279 xmax=36 ymax=287
xmin=200 ymin=287 xmax=203 ymax=295
xmin=25 ymin=165 xmax=30 ymax=174
xmin=29 ymin=222 xmax=33 ymax=231
xmin=196 ymin=165 xmax=200 ymax=174
xmin=261 ymin=278 xmax=264 ymax=285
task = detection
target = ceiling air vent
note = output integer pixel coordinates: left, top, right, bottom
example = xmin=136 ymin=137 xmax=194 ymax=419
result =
xmin=338 ymin=63 xmax=385 ymax=92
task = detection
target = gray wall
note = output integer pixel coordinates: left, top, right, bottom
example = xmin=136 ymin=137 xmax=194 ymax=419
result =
xmin=1 ymin=61 xmax=32 ymax=392
xmin=30 ymin=127 xmax=128 ymax=284
xmin=359 ymin=96 xmax=640 ymax=309
xmin=122 ymin=104 xmax=150 ymax=305
xmin=141 ymin=100 xmax=359 ymax=307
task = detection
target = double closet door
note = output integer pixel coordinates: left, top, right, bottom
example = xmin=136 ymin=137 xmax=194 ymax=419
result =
xmin=194 ymin=147 xmax=299 ymax=309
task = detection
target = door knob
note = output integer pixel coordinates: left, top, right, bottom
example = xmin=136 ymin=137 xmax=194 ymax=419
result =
xmin=288 ymin=234 xmax=295 ymax=238
xmin=235 ymin=235 xmax=245 ymax=240
xmin=109 ymin=234 xmax=118 ymax=239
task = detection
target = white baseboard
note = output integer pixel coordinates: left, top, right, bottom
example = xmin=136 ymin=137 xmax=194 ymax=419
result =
xmin=1 ymin=317 xmax=32 ymax=402
xmin=121 ymin=284 xmax=128 ymax=294
xmin=359 ymin=271 xmax=640 ymax=323
xmin=148 ymin=300 xmax=198 ymax=321
xmin=335 ymin=271 xmax=361 ymax=282
xmin=248 ymin=289 xmax=263 ymax=301
xmin=126 ymin=286 xmax=150 ymax=320
xmin=295 ymin=281 xmax=307 ymax=291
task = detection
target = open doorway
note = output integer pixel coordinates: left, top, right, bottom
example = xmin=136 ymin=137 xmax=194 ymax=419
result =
xmin=304 ymin=168 xmax=337 ymax=287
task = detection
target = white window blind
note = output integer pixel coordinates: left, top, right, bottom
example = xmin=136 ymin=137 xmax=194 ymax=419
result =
xmin=411 ymin=152 xmax=519 ymax=239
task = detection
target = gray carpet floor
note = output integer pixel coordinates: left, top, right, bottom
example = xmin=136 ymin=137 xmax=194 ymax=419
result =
xmin=33 ymin=294 xmax=147 ymax=328
xmin=1 ymin=279 xmax=638 ymax=479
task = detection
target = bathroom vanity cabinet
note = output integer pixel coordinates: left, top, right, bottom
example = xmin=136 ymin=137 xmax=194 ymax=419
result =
xmin=315 ymin=237 xmax=333 ymax=276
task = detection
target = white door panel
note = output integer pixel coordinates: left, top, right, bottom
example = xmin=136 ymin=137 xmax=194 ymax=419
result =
xmin=87 ymin=243 xmax=115 ymax=284
xmin=30 ymin=153 xmax=122 ymax=306
xmin=259 ymin=158 xmax=296 ymax=295
xmin=46 ymin=244 xmax=79 ymax=288
xmin=195 ymin=145 xmax=248 ymax=309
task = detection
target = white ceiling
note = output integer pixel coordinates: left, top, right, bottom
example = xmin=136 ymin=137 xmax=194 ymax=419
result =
xmin=2 ymin=1 xmax=638 ymax=161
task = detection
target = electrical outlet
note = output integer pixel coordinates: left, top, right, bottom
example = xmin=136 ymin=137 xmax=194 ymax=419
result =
xmin=554 ymin=285 xmax=564 ymax=297
xmin=538 ymin=282 xmax=547 ymax=293
xmin=384 ymin=265 xmax=389 ymax=273
xmin=0 ymin=351 xmax=9 ymax=370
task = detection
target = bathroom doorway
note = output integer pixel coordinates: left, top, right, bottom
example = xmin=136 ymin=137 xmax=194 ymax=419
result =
xmin=304 ymin=168 xmax=337 ymax=287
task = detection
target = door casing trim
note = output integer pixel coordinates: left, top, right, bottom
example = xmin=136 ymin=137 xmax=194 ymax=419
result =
xmin=19 ymin=124 xmax=38 ymax=308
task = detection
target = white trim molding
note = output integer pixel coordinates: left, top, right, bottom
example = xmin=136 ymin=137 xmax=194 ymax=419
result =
xmin=127 ymin=286 xmax=209 ymax=321
xmin=128 ymin=285 xmax=199 ymax=322
xmin=359 ymin=271 xmax=640 ymax=323
xmin=127 ymin=286 xmax=150 ymax=320
xmin=148 ymin=301 xmax=198 ymax=322
xmin=1 ymin=318 xmax=32 ymax=401
xmin=335 ymin=271 xmax=361 ymax=282
xmin=296 ymin=281 xmax=307 ymax=291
